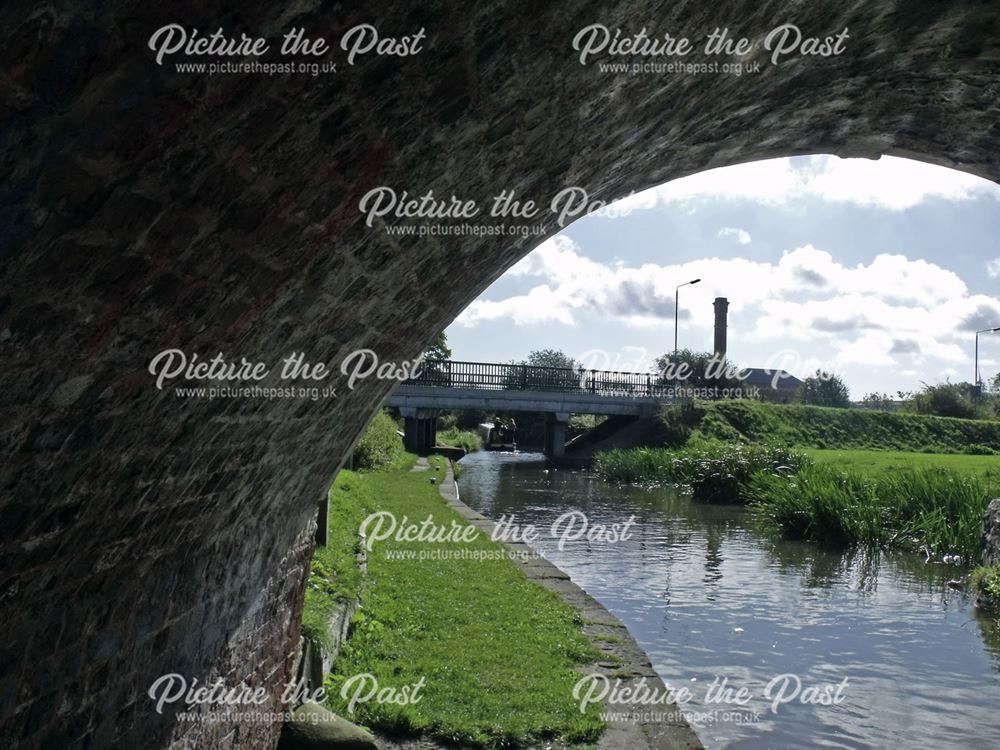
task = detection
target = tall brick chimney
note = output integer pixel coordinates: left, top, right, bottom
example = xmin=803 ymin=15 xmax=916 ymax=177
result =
xmin=713 ymin=297 xmax=729 ymax=358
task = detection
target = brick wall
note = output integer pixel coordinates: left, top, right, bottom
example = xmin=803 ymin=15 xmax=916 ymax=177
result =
xmin=1 ymin=0 xmax=998 ymax=747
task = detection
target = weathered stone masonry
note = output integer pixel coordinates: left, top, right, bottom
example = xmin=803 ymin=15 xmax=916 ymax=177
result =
xmin=1 ymin=1 xmax=999 ymax=748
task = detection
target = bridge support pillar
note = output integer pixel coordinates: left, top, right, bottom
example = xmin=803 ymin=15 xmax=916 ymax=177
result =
xmin=543 ymin=412 xmax=570 ymax=459
xmin=400 ymin=407 xmax=438 ymax=454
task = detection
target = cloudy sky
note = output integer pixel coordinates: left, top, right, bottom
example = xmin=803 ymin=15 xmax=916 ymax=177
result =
xmin=445 ymin=155 xmax=1000 ymax=397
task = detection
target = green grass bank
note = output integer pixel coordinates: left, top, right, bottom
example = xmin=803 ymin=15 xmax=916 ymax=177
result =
xmin=594 ymin=400 xmax=1000 ymax=560
xmin=305 ymin=454 xmax=603 ymax=748
xmin=686 ymin=400 xmax=1000 ymax=453
xmin=435 ymin=427 xmax=481 ymax=453
xmin=301 ymin=468 xmax=372 ymax=649
xmin=807 ymin=448 xmax=1000 ymax=481
xmin=595 ymin=442 xmax=997 ymax=559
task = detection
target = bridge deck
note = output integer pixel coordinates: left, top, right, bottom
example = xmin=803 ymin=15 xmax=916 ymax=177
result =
xmin=385 ymin=359 xmax=681 ymax=416
xmin=386 ymin=384 xmax=672 ymax=416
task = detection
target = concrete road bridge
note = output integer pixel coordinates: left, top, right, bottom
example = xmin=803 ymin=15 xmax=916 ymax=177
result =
xmin=385 ymin=360 xmax=676 ymax=457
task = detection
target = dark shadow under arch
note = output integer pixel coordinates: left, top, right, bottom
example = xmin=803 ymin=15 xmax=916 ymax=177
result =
xmin=2 ymin=1 xmax=1000 ymax=747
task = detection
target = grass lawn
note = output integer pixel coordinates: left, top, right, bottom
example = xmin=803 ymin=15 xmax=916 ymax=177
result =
xmin=301 ymin=462 xmax=379 ymax=649
xmin=435 ymin=427 xmax=481 ymax=453
xmin=316 ymin=453 xmax=603 ymax=748
xmin=807 ymin=449 xmax=1000 ymax=488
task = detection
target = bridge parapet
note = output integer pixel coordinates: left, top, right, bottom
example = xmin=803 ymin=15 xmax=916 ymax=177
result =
xmin=411 ymin=359 xmax=669 ymax=398
xmin=389 ymin=360 xmax=678 ymax=457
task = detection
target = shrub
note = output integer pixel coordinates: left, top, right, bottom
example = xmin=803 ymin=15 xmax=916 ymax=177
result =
xmin=437 ymin=427 xmax=481 ymax=453
xmin=963 ymin=444 xmax=997 ymax=456
xmin=673 ymin=442 xmax=809 ymax=503
xmin=595 ymin=442 xmax=809 ymax=503
xmin=593 ymin=447 xmax=675 ymax=484
xmin=748 ymin=467 xmax=886 ymax=547
xmin=907 ymin=381 xmax=985 ymax=420
xmin=658 ymin=403 xmax=705 ymax=447
xmin=353 ymin=410 xmax=403 ymax=470
xmin=973 ymin=565 xmax=1000 ymax=612
xmin=796 ymin=370 xmax=851 ymax=408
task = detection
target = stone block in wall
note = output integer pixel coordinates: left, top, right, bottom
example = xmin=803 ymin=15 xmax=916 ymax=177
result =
xmin=291 ymin=527 xmax=367 ymax=697
xmin=278 ymin=702 xmax=377 ymax=750
xmin=984 ymin=499 xmax=1000 ymax=567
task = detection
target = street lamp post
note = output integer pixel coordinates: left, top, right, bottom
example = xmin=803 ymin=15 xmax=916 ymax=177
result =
xmin=975 ymin=326 xmax=1000 ymax=391
xmin=674 ymin=278 xmax=701 ymax=355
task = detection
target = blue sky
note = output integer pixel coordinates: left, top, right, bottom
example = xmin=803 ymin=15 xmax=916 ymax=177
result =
xmin=445 ymin=156 xmax=1000 ymax=397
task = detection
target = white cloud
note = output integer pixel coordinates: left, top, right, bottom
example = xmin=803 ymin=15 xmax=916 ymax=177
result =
xmin=455 ymin=236 xmax=999 ymax=380
xmin=458 ymin=284 xmax=577 ymax=327
xmin=588 ymin=155 xmax=1000 ymax=218
xmin=505 ymin=235 xmax=606 ymax=285
xmin=989 ymin=258 xmax=1000 ymax=278
xmin=718 ymin=227 xmax=752 ymax=244
xmin=835 ymin=332 xmax=897 ymax=367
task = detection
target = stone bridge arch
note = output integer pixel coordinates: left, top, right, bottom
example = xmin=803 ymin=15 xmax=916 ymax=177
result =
xmin=1 ymin=1 xmax=999 ymax=748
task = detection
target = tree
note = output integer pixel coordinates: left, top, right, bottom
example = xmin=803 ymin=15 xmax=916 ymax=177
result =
xmin=502 ymin=349 xmax=582 ymax=391
xmin=418 ymin=331 xmax=453 ymax=383
xmin=859 ymin=392 xmax=894 ymax=411
xmin=424 ymin=331 xmax=452 ymax=362
xmin=908 ymin=381 xmax=982 ymax=419
xmin=653 ymin=348 xmax=745 ymax=398
xmin=524 ymin=349 xmax=580 ymax=370
xmin=796 ymin=370 xmax=851 ymax=408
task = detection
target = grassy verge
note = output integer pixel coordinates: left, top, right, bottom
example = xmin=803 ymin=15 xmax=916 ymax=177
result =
xmin=301 ymin=471 xmax=373 ymax=649
xmin=686 ymin=399 xmax=1000 ymax=453
xmin=807 ymin=448 xmax=1000 ymax=481
xmin=321 ymin=453 xmax=603 ymax=748
xmin=303 ymin=414 xmax=408 ymax=647
xmin=436 ymin=427 xmax=481 ymax=453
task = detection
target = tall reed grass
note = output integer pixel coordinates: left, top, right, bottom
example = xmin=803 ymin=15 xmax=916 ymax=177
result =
xmin=749 ymin=465 xmax=991 ymax=560
xmin=595 ymin=442 xmax=994 ymax=558
xmin=594 ymin=442 xmax=808 ymax=503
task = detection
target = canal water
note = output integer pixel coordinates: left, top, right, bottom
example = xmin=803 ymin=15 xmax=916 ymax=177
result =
xmin=456 ymin=451 xmax=1000 ymax=750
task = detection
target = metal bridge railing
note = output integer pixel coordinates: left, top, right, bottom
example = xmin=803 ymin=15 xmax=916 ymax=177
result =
xmin=408 ymin=360 xmax=666 ymax=397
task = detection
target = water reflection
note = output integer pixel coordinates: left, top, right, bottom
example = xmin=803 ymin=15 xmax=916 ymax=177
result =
xmin=457 ymin=451 xmax=1000 ymax=750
